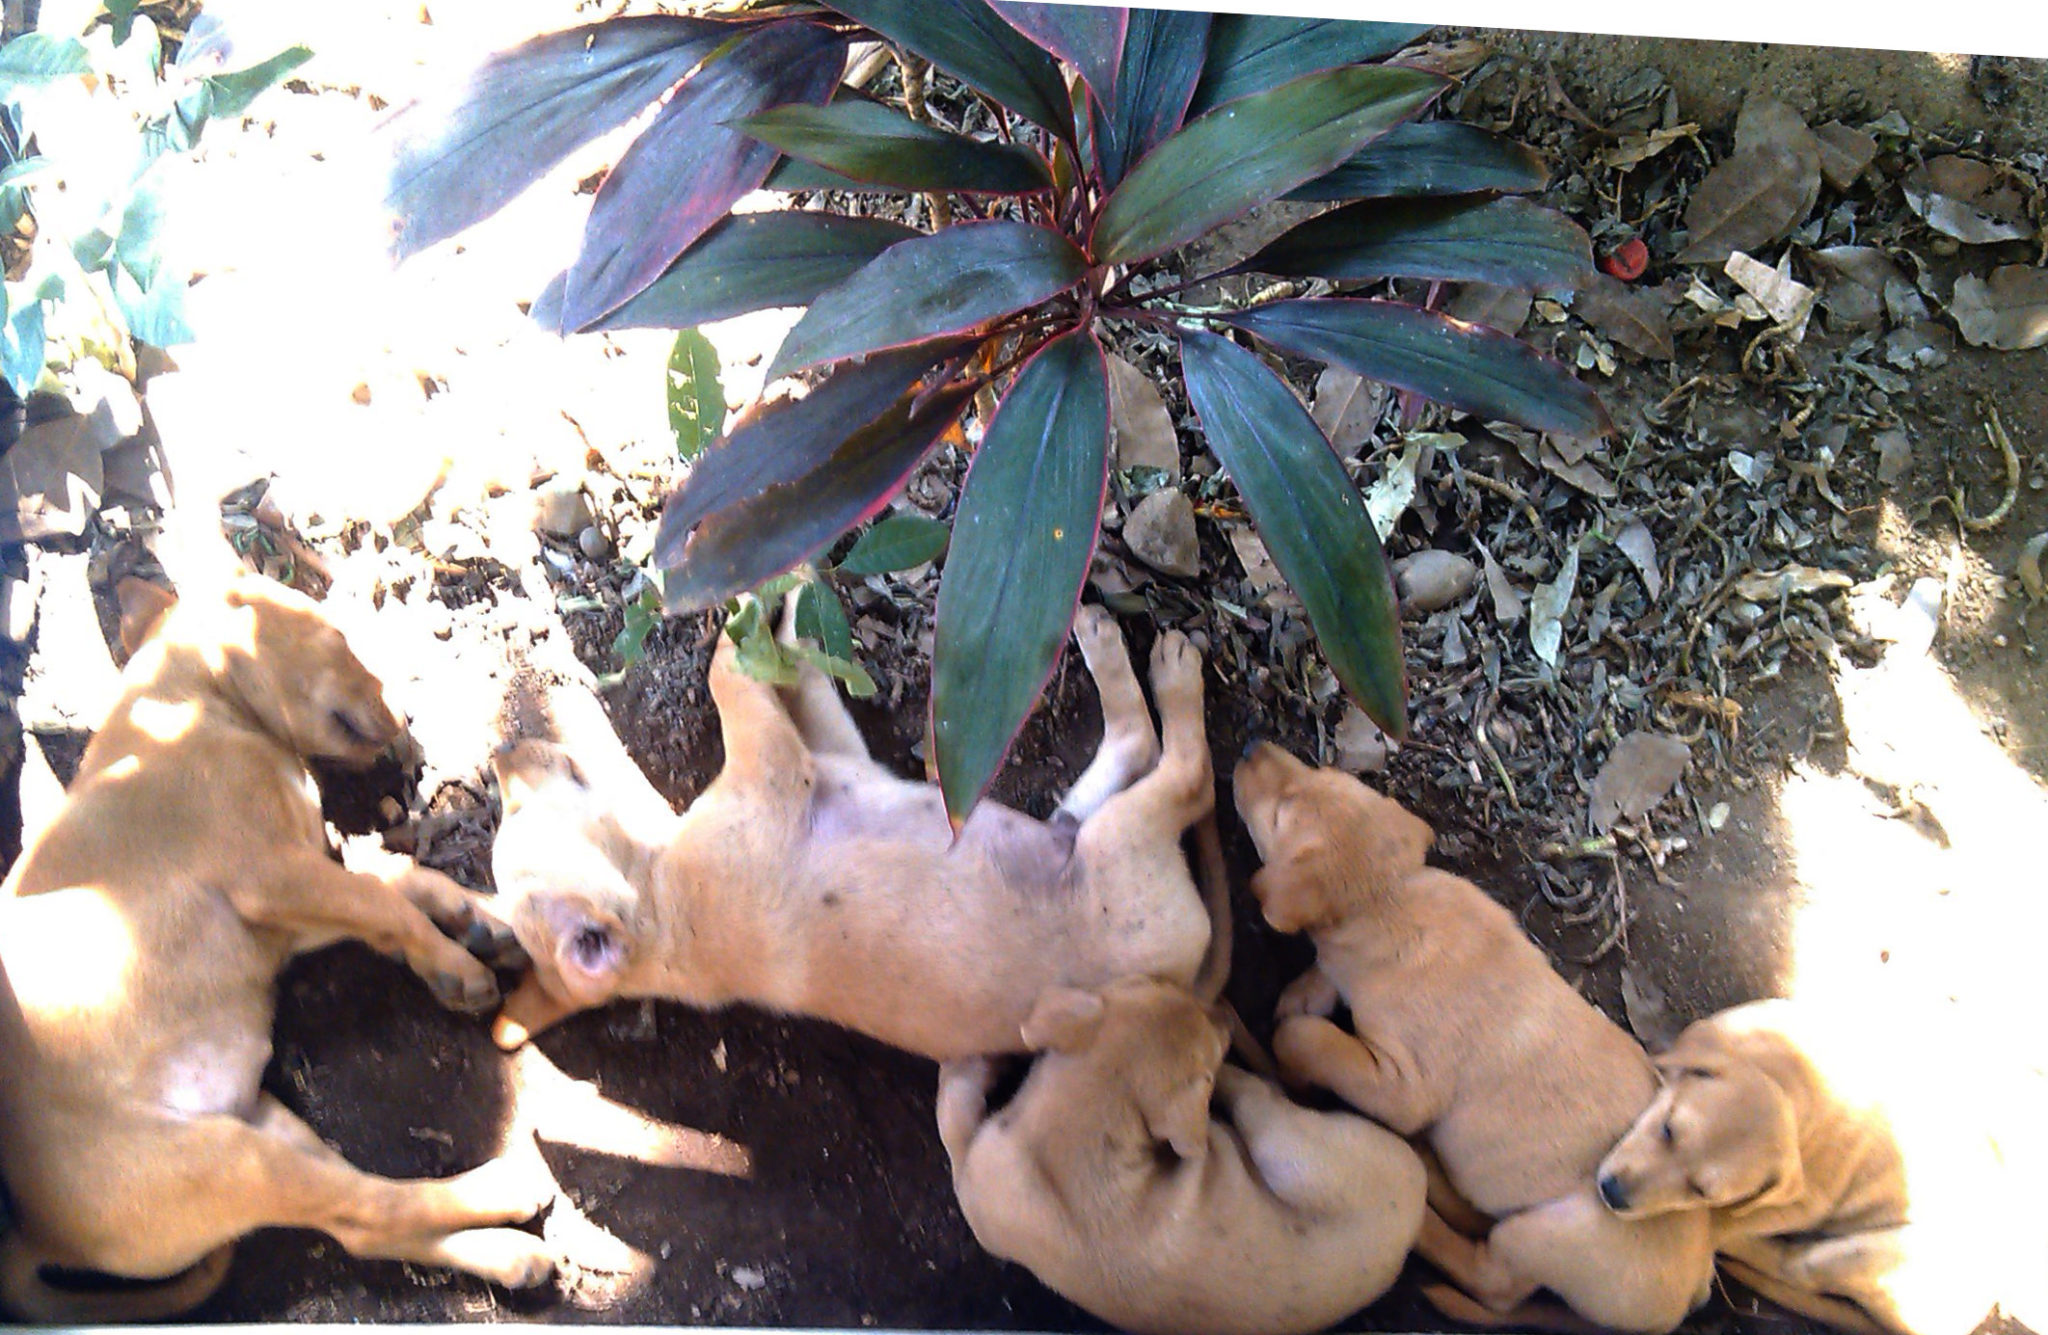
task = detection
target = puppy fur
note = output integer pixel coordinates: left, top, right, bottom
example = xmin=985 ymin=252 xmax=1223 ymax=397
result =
xmin=0 ymin=576 xmax=553 ymax=1322
xmin=938 ymin=977 xmax=1426 ymax=1335
xmin=1597 ymin=998 xmax=2048 ymax=1335
xmin=485 ymin=604 xmax=1215 ymax=1061
xmin=1234 ymin=743 xmax=1713 ymax=1333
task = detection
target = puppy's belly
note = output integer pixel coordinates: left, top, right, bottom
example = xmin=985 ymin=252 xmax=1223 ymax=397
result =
xmin=155 ymin=1033 xmax=270 ymax=1120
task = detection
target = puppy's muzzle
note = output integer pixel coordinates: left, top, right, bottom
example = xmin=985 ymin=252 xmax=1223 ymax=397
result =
xmin=1596 ymin=1172 xmax=1630 ymax=1212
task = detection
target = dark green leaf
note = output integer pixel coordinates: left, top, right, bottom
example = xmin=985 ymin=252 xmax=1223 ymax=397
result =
xmin=115 ymin=173 xmax=170 ymax=288
xmin=933 ymin=328 xmax=1109 ymax=820
xmin=113 ymin=265 xmax=194 ymax=348
xmin=1179 ymin=327 xmax=1405 ymax=735
xmin=1223 ymin=297 xmax=1612 ymax=437
xmin=788 ymin=641 xmax=877 ymax=697
xmin=733 ymin=99 xmax=1050 ymax=193
xmin=656 ymin=338 xmax=967 ymax=565
xmin=0 ymin=275 xmax=59 ymax=392
xmin=1286 ymin=120 xmax=1551 ymax=201
xmin=839 ymin=513 xmax=950 ymax=574
xmin=536 ymin=211 xmax=916 ymax=334
xmin=1240 ymin=196 xmax=1593 ymax=291
xmin=660 ymin=382 xmax=976 ymax=611
xmin=0 ymin=34 xmax=92 ymax=92
xmin=769 ymin=220 xmax=1085 ymax=380
xmin=1091 ymin=7 xmax=1208 ymax=190
xmin=827 ymin=0 xmax=1073 ymax=135
xmin=1092 ymin=63 xmax=1444 ymax=267
xmin=564 ymin=21 xmax=843 ymax=331
xmin=1188 ymin=16 xmax=1431 ymax=115
xmin=795 ymin=579 xmax=854 ymax=660
xmin=764 ymin=155 xmax=901 ymax=193
xmin=667 ymin=329 xmax=726 ymax=461
xmin=203 ymin=45 xmax=312 ymax=118
xmin=987 ymin=2 xmax=1127 ymax=104
xmin=387 ymin=16 xmax=733 ymax=258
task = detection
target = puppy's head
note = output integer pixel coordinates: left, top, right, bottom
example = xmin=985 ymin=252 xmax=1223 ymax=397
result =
xmin=1022 ymin=978 xmax=1226 ymax=1162
xmin=1595 ymin=1022 xmax=1803 ymax=1219
xmin=205 ymin=576 xmax=400 ymax=766
xmin=1233 ymin=742 xmax=1433 ymax=933
xmin=487 ymin=739 xmax=640 ymax=1047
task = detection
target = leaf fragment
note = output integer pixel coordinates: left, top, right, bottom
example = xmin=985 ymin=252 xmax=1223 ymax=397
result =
xmin=1590 ymin=731 xmax=1691 ymax=832
xmin=1529 ymin=542 xmax=1579 ymax=667
xmin=1675 ymin=144 xmax=1813 ymax=265
xmin=666 ymin=329 xmax=726 ymax=462
xmin=1105 ymin=352 xmax=1180 ymax=480
xmin=1950 ymin=266 xmax=2048 ymax=351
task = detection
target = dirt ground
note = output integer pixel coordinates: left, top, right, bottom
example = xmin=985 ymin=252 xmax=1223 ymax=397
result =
xmin=4 ymin=4 xmax=2047 ymax=1331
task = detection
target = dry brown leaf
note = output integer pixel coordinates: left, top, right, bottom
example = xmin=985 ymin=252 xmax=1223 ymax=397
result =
xmin=1445 ymin=282 xmax=1533 ymax=336
xmin=1676 ymin=144 xmax=1815 ymax=265
xmin=1903 ymin=156 xmax=2036 ymax=245
xmin=1 ymin=411 xmax=113 ymax=543
xmin=1598 ymin=123 xmax=1699 ymax=172
xmin=1620 ymin=965 xmax=1683 ymax=1048
xmin=1733 ymin=97 xmax=1822 ymax=225
xmin=1724 ymin=250 xmax=1815 ymax=339
xmin=1309 ymin=366 xmax=1385 ymax=458
xmin=1734 ymin=565 xmax=1853 ymax=601
xmin=1106 ymin=352 xmax=1180 ymax=480
xmin=1479 ymin=544 xmax=1524 ymax=624
xmin=1590 ymin=731 xmax=1691 ymax=833
xmin=1808 ymin=245 xmax=1902 ymax=329
xmin=1226 ymin=524 xmax=1291 ymax=602
xmin=1615 ymin=519 xmax=1662 ymax=601
xmin=1571 ymin=271 xmax=1674 ymax=359
xmin=1813 ymin=121 xmax=1878 ymax=190
xmin=1950 ymin=266 xmax=2048 ymax=350
xmin=1537 ymin=441 xmax=1617 ymax=498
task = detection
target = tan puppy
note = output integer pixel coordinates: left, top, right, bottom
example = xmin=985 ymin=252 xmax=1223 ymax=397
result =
xmin=0 ymin=576 xmax=554 ymax=1323
xmin=1233 ymin=744 xmax=1713 ymax=1333
xmin=937 ymin=977 xmax=1426 ymax=1335
xmin=486 ymin=605 xmax=1215 ymax=1061
xmin=1597 ymin=998 xmax=2048 ymax=1335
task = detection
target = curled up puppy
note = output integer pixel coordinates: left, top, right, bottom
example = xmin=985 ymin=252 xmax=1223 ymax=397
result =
xmin=0 ymin=575 xmax=553 ymax=1323
xmin=937 ymin=977 xmax=1427 ymax=1335
xmin=1234 ymin=743 xmax=1714 ymax=1334
xmin=485 ymin=604 xmax=1217 ymax=1061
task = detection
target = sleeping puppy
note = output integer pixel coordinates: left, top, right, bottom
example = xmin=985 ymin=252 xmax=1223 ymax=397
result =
xmin=0 ymin=575 xmax=553 ymax=1323
xmin=485 ymin=605 xmax=1217 ymax=1061
xmin=1597 ymin=998 xmax=2048 ymax=1335
xmin=937 ymin=977 xmax=1426 ymax=1335
xmin=1233 ymin=743 xmax=1714 ymax=1333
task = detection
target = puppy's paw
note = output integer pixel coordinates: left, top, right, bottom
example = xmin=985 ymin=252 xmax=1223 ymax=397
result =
xmin=456 ymin=1140 xmax=559 ymax=1224
xmin=438 ymin=1227 xmax=558 ymax=1292
xmin=1272 ymin=1014 xmax=1344 ymax=1094
xmin=1148 ymin=630 xmax=1202 ymax=702
xmin=1070 ymin=603 xmax=1129 ymax=668
xmin=1275 ymin=967 xmax=1340 ymax=1021
xmin=423 ymin=954 xmax=502 ymax=1015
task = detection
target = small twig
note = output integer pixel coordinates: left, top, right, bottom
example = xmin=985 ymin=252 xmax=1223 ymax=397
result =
xmin=1944 ymin=403 xmax=2021 ymax=533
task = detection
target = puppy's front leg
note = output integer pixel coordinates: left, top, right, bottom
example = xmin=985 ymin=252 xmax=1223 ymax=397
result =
xmin=1274 ymin=1013 xmax=1438 ymax=1135
xmin=935 ymin=1058 xmax=998 ymax=1167
xmin=227 ymin=852 xmax=501 ymax=1013
xmin=707 ymin=618 xmax=814 ymax=799
xmin=1274 ymin=964 xmax=1341 ymax=1021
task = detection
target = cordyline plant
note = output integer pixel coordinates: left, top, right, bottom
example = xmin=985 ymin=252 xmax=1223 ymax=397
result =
xmin=386 ymin=2 xmax=1605 ymax=823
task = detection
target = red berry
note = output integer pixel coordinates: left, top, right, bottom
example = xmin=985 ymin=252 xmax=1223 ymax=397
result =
xmin=1600 ymin=237 xmax=1649 ymax=281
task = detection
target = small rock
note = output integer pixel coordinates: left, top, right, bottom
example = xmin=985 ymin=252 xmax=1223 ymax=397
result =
xmin=533 ymin=479 xmax=593 ymax=539
xmin=577 ymin=526 xmax=613 ymax=562
xmin=729 ymin=1266 xmax=766 ymax=1292
xmin=1392 ymin=550 xmax=1478 ymax=613
xmin=1123 ymin=489 xmax=1199 ymax=578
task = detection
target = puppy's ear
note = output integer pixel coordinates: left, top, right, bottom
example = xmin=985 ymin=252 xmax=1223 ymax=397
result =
xmin=116 ymin=577 xmax=178 ymax=656
xmin=1363 ymin=795 xmax=1434 ymax=883
xmin=527 ymin=892 xmax=630 ymax=1005
xmin=1144 ymin=1070 xmax=1215 ymax=1162
xmin=1726 ymin=1085 xmax=1806 ymax=1217
xmin=1251 ymin=849 xmax=1331 ymax=934
xmin=1021 ymin=987 xmax=1106 ymax=1053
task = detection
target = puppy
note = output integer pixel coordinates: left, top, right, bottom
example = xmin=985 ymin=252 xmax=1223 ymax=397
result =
xmin=937 ymin=977 xmax=1426 ymax=1335
xmin=1597 ymin=998 xmax=2048 ymax=1335
xmin=0 ymin=576 xmax=553 ymax=1323
xmin=486 ymin=604 xmax=1215 ymax=1061
xmin=1233 ymin=744 xmax=1713 ymax=1333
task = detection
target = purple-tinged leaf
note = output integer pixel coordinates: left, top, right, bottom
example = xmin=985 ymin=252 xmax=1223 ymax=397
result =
xmin=933 ymin=328 xmax=1110 ymax=822
xmin=385 ymin=16 xmax=732 ymax=259
xmin=660 ymin=382 xmax=977 ymax=612
xmin=1240 ymin=196 xmax=1593 ymax=291
xmin=988 ymin=2 xmax=1128 ymax=105
xmin=533 ymin=211 xmax=917 ymax=334
xmin=1286 ymin=120 xmax=1550 ymax=201
xmin=827 ymin=0 xmax=1073 ymax=136
xmin=561 ymin=20 xmax=842 ymax=332
xmin=769 ymin=220 xmax=1086 ymax=380
xmin=764 ymin=155 xmax=901 ymax=194
xmin=733 ymin=99 xmax=1051 ymax=194
xmin=1180 ymin=327 xmax=1406 ymax=736
xmin=1188 ymin=16 xmax=1432 ymax=116
xmin=1222 ymin=297 xmax=1612 ymax=438
xmin=1091 ymin=7 xmax=1209 ymax=190
xmin=655 ymin=339 xmax=969 ymax=567
xmin=1092 ymin=63 xmax=1444 ymax=267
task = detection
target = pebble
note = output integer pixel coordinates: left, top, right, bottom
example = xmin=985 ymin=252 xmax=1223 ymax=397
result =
xmin=534 ymin=479 xmax=593 ymax=539
xmin=1123 ymin=490 xmax=1200 ymax=578
xmin=1392 ymin=550 xmax=1478 ymax=613
xmin=578 ymin=526 xmax=613 ymax=561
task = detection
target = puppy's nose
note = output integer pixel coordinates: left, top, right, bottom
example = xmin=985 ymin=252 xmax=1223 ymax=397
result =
xmin=1596 ymin=1173 xmax=1630 ymax=1212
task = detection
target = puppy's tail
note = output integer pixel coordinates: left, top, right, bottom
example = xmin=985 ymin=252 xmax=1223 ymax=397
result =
xmin=0 ymin=1230 xmax=233 ymax=1324
xmin=1186 ymin=808 xmax=1277 ymax=1079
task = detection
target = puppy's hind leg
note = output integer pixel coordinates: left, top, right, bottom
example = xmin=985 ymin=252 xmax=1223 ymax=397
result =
xmin=1055 ymin=606 xmax=1162 ymax=823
